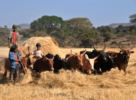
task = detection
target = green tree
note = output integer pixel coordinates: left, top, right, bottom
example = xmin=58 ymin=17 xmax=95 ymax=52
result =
xmin=129 ymin=14 xmax=136 ymax=23
xmin=0 ymin=27 xmax=9 ymax=46
xmin=31 ymin=15 xmax=64 ymax=34
xmin=66 ymin=17 xmax=93 ymax=32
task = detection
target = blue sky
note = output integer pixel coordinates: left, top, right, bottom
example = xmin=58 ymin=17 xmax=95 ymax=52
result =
xmin=0 ymin=0 xmax=136 ymax=27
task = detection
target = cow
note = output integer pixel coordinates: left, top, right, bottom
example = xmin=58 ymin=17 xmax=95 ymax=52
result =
xmin=53 ymin=54 xmax=67 ymax=73
xmin=91 ymin=44 xmax=135 ymax=74
xmin=80 ymin=43 xmax=113 ymax=74
xmin=93 ymin=51 xmax=114 ymax=74
xmin=81 ymin=53 xmax=93 ymax=74
xmin=66 ymin=53 xmax=82 ymax=71
xmin=33 ymin=55 xmax=54 ymax=73
xmin=3 ymin=57 xmax=27 ymax=80
xmin=66 ymin=51 xmax=92 ymax=74
xmin=45 ymin=53 xmax=54 ymax=59
xmin=107 ymin=48 xmax=134 ymax=74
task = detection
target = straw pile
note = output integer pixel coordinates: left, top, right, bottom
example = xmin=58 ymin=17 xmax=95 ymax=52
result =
xmin=21 ymin=37 xmax=60 ymax=55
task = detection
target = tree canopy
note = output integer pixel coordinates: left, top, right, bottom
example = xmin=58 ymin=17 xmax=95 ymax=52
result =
xmin=31 ymin=15 xmax=64 ymax=33
xmin=30 ymin=15 xmax=98 ymax=47
xmin=129 ymin=14 xmax=136 ymax=23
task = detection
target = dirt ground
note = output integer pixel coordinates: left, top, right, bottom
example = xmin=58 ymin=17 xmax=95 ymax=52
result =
xmin=0 ymin=47 xmax=136 ymax=100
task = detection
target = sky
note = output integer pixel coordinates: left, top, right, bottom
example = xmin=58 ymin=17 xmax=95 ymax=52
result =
xmin=0 ymin=0 xmax=136 ymax=27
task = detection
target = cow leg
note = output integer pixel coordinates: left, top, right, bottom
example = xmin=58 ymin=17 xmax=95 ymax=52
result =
xmin=3 ymin=69 xmax=8 ymax=79
xmin=94 ymin=66 xmax=100 ymax=74
xmin=27 ymin=57 xmax=33 ymax=70
xmin=71 ymin=66 xmax=77 ymax=72
xmin=54 ymin=68 xmax=59 ymax=73
xmin=71 ymin=68 xmax=75 ymax=72
xmin=86 ymin=70 xmax=92 ymax=75
xmin=79 ymin=66 xmax=84 ymax=73
xmin=122 ymin=65 xmax=127 ymax=75
xmin=117 ymin=65 xmax=121 ymax=71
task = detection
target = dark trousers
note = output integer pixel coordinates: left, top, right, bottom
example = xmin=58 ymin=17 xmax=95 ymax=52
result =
xmin=9 ymin=64 xmax=21 ymax=83
xmin=9 ymin=68 xmax=16 ymax=83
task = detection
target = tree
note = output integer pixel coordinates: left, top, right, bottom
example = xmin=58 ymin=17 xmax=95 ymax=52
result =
xmin=31 ymin=15 xmax=64 ymax=33
xmin=0 ymin=27 xmax=9 ymax=46
xmin=30 ymin=16 xmax=99 ymax=47
xmin=129 ymin=14 xmax=136 ymax=23
xmin=66 ymin=17 xmax=93 ymax=31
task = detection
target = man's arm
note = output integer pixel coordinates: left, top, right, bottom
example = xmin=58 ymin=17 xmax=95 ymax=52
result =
xmin=8 ymin=32 xmax=12 ymax=47
xmin=16 ymin=32 xmax=20 ymax=42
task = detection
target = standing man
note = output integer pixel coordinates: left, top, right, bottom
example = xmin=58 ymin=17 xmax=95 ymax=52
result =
xmin=8 ymin=25 xmax=20 ymax=47
xmin=8 ymin=44 xmax=20 ymax=83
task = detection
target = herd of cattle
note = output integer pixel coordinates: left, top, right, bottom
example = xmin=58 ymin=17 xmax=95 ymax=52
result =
xmin=3 ymin=45 xmax=134 ymax=79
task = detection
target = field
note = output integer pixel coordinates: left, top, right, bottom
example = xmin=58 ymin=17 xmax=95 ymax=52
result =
xmin=0 ymin=47 xmax=136 ymax=100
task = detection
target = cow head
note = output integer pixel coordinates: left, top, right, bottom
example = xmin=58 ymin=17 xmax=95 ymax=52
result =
xmin=77 ymin=51 xmax=87 ymax=67
xmin=43 ymin=56 xmax=54 ymax=71
xmin=54 ymin=54 xmax=62 ymax=63
xmin=118 ymin=42 xmax=134 ymax=62
xmin=45 ymin=53 xmax=54 ymax=59
xmin=119 ymin=49 xmax=134 ymax=62
xmin=90 ymin=42 xmax=106 ymax=58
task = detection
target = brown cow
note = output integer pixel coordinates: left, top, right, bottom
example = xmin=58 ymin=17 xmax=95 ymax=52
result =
xmin=65 ymin=53 xmax=82 ymax=71
xmin=81 ymin=54 xmax=93 ymax=74
xmin=33 ymin=56 xmax=54 ymax=73
xmin=3 ymin=57 xmax=27 ymax=80
xmin=66 ymin=51 xmax=92 ymax=74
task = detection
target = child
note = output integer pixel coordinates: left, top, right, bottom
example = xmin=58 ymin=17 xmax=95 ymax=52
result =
xmin=8 ymin=44 xmax=20 ymax=83
xmin=27 ymin=43 xmax=43 ymax=69
xmin=33 ymin=43 xmax=43 ymax=59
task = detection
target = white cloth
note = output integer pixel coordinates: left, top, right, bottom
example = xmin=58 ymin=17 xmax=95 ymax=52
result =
xmin=33 ymin=50 xmax=43 ymax=58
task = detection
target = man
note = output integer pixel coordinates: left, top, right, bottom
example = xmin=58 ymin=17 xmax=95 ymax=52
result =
xmin=8 ymin=44 xmax=20 ymax=83
xmin=8 ymin=25 xmax=20 ymax=47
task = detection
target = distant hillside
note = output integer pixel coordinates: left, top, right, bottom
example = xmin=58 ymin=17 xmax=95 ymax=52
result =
xmin=18 ymin=24 xmax=30 ymax=29
xmin=109 ymin=23 xmax=136 ymax=28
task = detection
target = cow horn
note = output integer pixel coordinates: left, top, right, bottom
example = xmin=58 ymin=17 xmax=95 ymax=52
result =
xmin=46 ymin=57 xmax=49 ymax=60
xmin=92 ymin=42 xmax=97 ymax=51
xmin=84 ymin=49 xmax=87 ymax=51
xmin=128 ymin=41 xmax=134 ymax=50
xmin=52 ymin=56 xmax=54 ymax=60
xmin=118 ymin=42 xmax=124 ymax=50
xmin=81 ymin=50 xmax=87 ymax=56
xmin=70 ymin=49 xmax=73 ymax=54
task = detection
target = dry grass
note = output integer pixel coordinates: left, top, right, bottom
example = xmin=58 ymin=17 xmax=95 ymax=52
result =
xmin=0 ymin=38 xmax=136 ymax=100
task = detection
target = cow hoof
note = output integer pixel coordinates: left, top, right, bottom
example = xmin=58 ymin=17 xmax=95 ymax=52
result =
xmin=87 ymin=70 xmax=92 ymax=75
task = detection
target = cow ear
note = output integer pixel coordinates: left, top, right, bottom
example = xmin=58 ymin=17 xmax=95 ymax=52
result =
xmin=75 ymin=53 xmax=78 ymax=55
xmin=130 ymin=51 xmax=134 ymax=53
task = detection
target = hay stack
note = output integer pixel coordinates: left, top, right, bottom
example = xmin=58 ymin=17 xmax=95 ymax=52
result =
xmin=21 ymin=37 xmax=60 ymax=55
